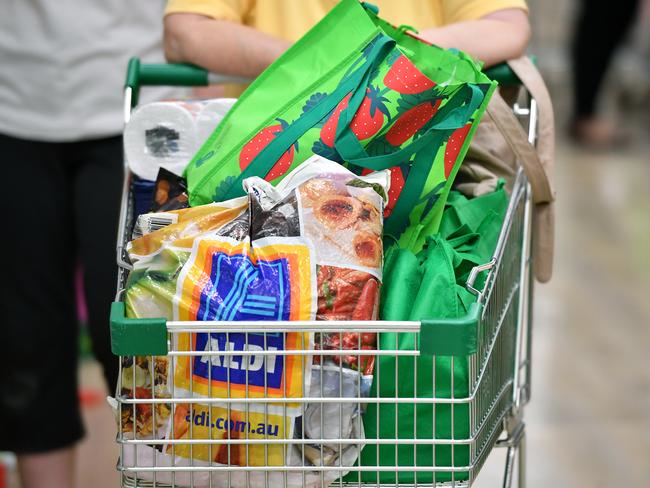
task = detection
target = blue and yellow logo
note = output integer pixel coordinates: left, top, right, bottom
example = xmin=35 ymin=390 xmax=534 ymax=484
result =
xmin=173 ymin=238 xmax=314 ymax=406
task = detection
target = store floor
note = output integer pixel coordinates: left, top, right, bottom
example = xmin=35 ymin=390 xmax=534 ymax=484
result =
xmin=5 ymin=139 xmax=649 ymax=488
xmin=474 ymin=140 xmax=650 ymax=487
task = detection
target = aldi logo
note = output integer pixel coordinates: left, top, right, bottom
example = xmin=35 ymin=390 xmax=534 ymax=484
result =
xmin=196 ymin=252 xmax=292 ymax=322
xmin=193 ymin=331 xmax=285 ymax=389
xmin=173 ymin=237 xmax=314 ymax=407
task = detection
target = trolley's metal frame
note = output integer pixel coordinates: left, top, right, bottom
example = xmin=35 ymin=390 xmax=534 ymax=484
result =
xmin=113 ymin=71 xmax=537 ymax=488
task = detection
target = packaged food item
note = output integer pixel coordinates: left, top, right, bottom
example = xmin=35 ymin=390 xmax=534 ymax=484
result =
xmin=121 ymin=195 xmax=251 ymax=473
xmin=129 ymin=195 xmax=248 ymax=244
xmin=131 ymin=177 xmax=156 ymax=220
xmin=119 ymin=355 xmax=171 ymax=439
xmin=119 ymin=156 xmax=388 ymax=487
xmin=296 ymin=365 xmax=371 ymax=467
xmin=150 ymin=167 xmax=189 ymax=212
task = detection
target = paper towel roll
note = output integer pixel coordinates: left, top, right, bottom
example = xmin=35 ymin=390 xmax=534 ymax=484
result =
xmin=124 ymin=101 xmax=203 ymax=181
xmin=125 ymin=99 xmax=237 ymax=181
xmin=196 ymin=98 xmax=238 ymax=145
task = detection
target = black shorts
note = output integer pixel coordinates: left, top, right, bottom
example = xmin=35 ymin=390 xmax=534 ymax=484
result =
xmin=0 ymin=132 xmax=122 ymax=453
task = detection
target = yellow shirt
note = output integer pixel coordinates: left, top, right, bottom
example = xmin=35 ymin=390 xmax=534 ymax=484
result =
xmin=165 ymin=0 xmax=528 ymax=40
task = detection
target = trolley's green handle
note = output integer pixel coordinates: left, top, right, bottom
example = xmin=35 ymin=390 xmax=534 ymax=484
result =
xmin=125 ymin=60 xmax=527 ymax=89
xmin=124 ymin=56 xmax=532 ymax=108
xmin=484 ymin=56 xmax=537 ymax=86
xmin=125 ymin=57 xmax=209 ymax=107
xmin=109 ymin=300 xmax=482 ymax=358
xmin=484 ymin=63 xmax=520 ymax=86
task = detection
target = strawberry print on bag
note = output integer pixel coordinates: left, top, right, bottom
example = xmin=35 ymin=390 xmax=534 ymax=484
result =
xmin=385 ymin=99 xmax=442 ymax=146
xmin=239 ymin=119 xmax=299 ymax=181
xmin=444 ymin=124 xmax=472 ymax=178
xmin=384 ymin=54 xmax=436 ymax=94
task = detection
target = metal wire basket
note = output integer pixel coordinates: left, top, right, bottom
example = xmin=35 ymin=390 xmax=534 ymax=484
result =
xmin=110 ymin=60 xmax=536 ymax=488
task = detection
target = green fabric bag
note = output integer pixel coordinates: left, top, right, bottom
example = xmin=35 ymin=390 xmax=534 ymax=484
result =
xmin=184 ymin=0 xmax=496 ymax=249
xmin=350 ymin=186 xmax=508 ymax=484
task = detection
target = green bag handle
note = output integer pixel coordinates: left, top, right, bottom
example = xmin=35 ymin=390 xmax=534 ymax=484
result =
xmin=334 ymin=84 xmax=483 ymax=166
xmin=222 ymin=33 xmax=396 ymax=200
xmin=333 ymin=83 xmax=485 ymax=237
xmin=335 ymin=84 xmax=484 ymax=171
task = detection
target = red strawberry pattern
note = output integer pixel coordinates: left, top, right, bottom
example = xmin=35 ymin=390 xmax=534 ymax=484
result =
xmin=239 ymin=119 xmax=297 ymax=181
xmin=320 ymin=85 xmax=390 ymax=147
xmin=362 ymin=164 xmax=405 ymax=217
xmin=320 ymin=95 xmax=351 ymax=147
xmin=385 ymin=99 xmax=442 ymax=146
xmin=384 ymin=55 xmax=435 ymax=94
xmin=444 ymin=124 xmax=472 ymax=178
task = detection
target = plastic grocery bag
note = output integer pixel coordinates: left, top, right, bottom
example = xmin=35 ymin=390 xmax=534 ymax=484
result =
xmin=351 ymin=185 xmax=509 ymax=485
xmin=119 ymin=156 xmax=388 ymax=487
xmin=184 ymin=0 xmax=495 ymax=252
xmin=119 ymin=196 xmax=251 ymax=469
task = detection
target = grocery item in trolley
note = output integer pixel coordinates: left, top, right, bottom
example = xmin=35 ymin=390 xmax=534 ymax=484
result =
xmin=149 ymin=167 xmax=190 ymax=212
xmin=119 ymin=156 xmax=387 ymax=487
xmin=124 ymin=98 xmax=236 ymax=181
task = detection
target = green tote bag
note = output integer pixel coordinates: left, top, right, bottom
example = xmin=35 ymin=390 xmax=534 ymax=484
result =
xmin=352 ymin=187 xmax=510 ymax=484
xmin=184 ymin=0 xmax=496 ymax=250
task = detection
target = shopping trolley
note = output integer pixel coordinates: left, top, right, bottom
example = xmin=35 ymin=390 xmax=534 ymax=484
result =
xmin=110 ymin=58 xmax=539 ymax=488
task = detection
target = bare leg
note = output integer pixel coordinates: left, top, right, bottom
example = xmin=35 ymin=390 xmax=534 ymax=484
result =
xmin=17 ymin=446 xmax=76 ymax=488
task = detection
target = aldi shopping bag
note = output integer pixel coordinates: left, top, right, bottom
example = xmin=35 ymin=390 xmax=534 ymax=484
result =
xmin=352 ymin=186 xmax=509 ymax=484
xmin=119 ymin=157 xmax=388 ymax=487
xmin=185 ymin=0 xmax=496 ymax=251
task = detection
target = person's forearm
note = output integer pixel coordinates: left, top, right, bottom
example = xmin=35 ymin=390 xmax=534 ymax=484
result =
xmin=164 ymin=14 xmax=291 ymax=78
xmin=418 ymin=11 xmax=530 ymax=66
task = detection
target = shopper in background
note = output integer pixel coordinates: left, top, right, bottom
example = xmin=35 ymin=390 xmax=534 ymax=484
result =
xmin=163 ymin=0 xmax=531 ymax=93
xmin=570 ymin=0 xmax=641 ymax=148
xmin=0 ymin=2 xmax=176 ymax=487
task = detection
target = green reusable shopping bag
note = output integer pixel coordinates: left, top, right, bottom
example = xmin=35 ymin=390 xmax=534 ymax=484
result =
xmin=185 ymin=0 xmax=496 ymax=249
xmin=351 ymin=186 xmax=508 ymax=484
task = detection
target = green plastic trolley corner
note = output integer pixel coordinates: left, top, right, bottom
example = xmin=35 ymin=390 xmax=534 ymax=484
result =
xmin=420 ymin=302 xmax=482 ymax=357
xmin=110 ymin=302 xmax=168 ymax=356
